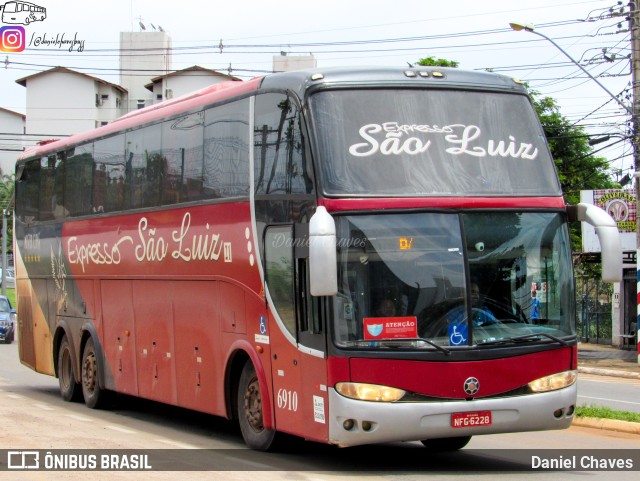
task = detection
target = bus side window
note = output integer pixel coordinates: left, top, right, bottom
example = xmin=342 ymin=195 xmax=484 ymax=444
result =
xmin=52 ymin=151 xmax=67 ymax=220
xmin=37 ymin=156 xmax=54 ymax=220
xmin=16 ymin=159 xmax=40 ymax=223
xmin=253 ymin=93 xmax=313 ymax=196
xmin=125 ymin=124 xmax=163 ymax=209
xmin=204 ymin=98 xmax=250 ymax=199
xmin=162 ymin=111 xmax=204 ymax=204
xmin=64 ymin=144 xmax=94 ymax=217
xmin=264 ymin=225 xmax=296 ymax=337
xmin=94 ymin=135 xmax=125 ymax=213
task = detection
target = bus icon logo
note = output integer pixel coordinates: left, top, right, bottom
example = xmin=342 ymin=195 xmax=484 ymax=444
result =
xmin=1 ymin=1 xmax=47 ymax=25
xmin=0 ymin=25 xmax=25 ymax=51
xmin=7 ymin=450 xmax=40 ymax=469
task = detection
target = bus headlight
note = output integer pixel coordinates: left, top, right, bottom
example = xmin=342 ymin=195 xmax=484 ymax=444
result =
xmin=335 ymin=382 xmax=406 ymax=402
xmin=528 ymin=370 xmax=577 ymax=393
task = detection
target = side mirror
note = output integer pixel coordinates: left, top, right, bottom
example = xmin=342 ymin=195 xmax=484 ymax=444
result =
xmin=573 ymin=203 xmax=622 ymax=283
xmin=309 ymin=206 xmax=337 ymax=296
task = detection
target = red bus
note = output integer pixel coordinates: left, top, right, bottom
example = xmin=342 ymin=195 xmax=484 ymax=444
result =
xmin=14 ymin=67 xmax=621 ymax=451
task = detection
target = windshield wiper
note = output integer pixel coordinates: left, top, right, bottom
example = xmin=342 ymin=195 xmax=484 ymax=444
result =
xmin=414 ymin=338 xmax=451 ymax=355
xmin=476 ymin=332 xmax=570 ymax=347
xmin=340 ymin=338 xmax=451 ymax=355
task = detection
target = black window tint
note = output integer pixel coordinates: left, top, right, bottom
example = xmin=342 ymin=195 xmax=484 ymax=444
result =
xmin=52 ymin=152 xmax=66 ymax=220
xmin=265 ymin=225 xmax=296 ymax=336
xmin=254 ymin=93 xmax=313 ymax=195
xmin=125 ymin=124 xmax=163 ymax=208
xmin=38 ymin=155 xmax=56 ymax=220
xmin=162 ymin=111 xmax=204 ymax=204
xmin=17 ymin=159 xmax=40 ymax=222
xmin=204 ymin=98 xmax=250 ymax=198
xmin=94 ymin=135 xmax=125 ymax=213
xmin=64 ymin=144 xmax=93 ymax=216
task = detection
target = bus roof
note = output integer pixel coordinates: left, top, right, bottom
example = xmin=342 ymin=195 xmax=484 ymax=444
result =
xmin=261 ymin=66 xmax=527 ymax=99
xmin=18 ymin=66 xmax=527 ymax=162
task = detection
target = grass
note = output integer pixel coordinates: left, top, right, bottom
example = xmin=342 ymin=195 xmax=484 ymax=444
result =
xmin=576 ymin=405 xmax=640 ymax=423
xmin=3 ymin=287 xmax=16 ymax=307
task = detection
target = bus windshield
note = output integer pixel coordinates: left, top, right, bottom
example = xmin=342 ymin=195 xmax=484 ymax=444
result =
xmin=310 ymin=89 xmax=561 ymax=197
xmin=332 ymin=212 xmax=575 ymax=349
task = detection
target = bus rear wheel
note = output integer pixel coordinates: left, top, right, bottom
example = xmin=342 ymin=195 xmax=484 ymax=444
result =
xmin=58 ymin=336 xmax=81 ymax=402
xmin=420 ymin=436 xmax=471 ymax=451
xmin=238 ymin=361 xmax=277 ymax=451
xmin=81 ymin=337 xmax=111 ymax=409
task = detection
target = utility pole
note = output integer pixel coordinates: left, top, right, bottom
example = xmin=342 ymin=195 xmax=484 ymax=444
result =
xmin=632 ymin=0 xmax=640 ymax=213
xmin=630 ymin=1 xmax=640 ymax=356
xmin=1 ymin=210 xmax=6 ymax=297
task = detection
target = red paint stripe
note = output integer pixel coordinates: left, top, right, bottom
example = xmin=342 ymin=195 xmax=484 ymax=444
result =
xmin=320 ymin=196 xmax=566 ymax=212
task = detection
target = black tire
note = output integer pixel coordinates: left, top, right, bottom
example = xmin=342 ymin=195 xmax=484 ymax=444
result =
xmin=237 ymin=361 xmax=277 ymax=451
xmin=81 ymin=337 xmax=111 ymax=409
xmin=58 ymin=336 xmax=81 ymax=402
xmin=421 ymin=436 xmax=472 ymax=451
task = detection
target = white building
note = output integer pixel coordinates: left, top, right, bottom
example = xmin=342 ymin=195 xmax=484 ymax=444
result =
xmin=145 ymin=66 xmax=241 ymax=104
xmin=15 ymin=67 xmax=127 ymax=136
xmin=6 ymin=30 xmax=247 ymax=173
xmin=120 ymin=31 xmax=172 ymax=112
xmin=0 ymin=107 xmax=25 ymax=176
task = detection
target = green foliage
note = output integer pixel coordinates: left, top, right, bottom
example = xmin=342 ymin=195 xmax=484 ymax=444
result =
xmin=529 ymin=92 xmax=618 ymax=254
xmin=530 ymin=93 xmax=618 ymax=206
xmin=0 ymin=173 xmax=13 ymax=209
xmin=0 ymin=174 xmax=14 ymax=256
xmin=416 ymin=56 xmax=459 ymax=68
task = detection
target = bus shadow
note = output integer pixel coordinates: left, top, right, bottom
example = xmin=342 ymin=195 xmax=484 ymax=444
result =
xmin=20 ymin=386 xmax=533 ymax=472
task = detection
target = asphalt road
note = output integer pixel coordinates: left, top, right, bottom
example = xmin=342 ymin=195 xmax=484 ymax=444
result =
xmin=577 ymin=373 xmax=640 ymax=413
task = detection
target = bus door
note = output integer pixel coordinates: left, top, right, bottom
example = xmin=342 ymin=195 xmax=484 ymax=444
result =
xmin=264 ymin=224 xmax=328 ymax=442
xmin=294 ymin=222 xmax=328 ymax=441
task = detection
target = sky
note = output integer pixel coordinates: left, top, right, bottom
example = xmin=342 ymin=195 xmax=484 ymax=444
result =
xmin=0 ymin=0 xmax=633 ymax=178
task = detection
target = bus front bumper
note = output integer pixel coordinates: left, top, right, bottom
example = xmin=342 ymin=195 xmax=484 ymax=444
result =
xmin=327 ymin=384 xmax=576 ymax=447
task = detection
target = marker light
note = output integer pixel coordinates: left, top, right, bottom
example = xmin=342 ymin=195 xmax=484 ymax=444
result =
xmin=528 ymin=370 xmax=577 ymax=393
xmin=335 ymin=382 xmax=406 ymax=402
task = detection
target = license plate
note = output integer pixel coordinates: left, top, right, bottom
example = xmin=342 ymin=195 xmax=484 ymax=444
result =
xmin=451 ymin=411 xmax=492 ymax=428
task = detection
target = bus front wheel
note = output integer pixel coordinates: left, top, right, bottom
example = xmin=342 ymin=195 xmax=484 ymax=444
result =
xmin=81 ymin=337 xmax=111 ymax=409
xmin=237 ymin=361 xmax=276 ymax=450
xmin=58 ymin=336 xmax=81 ymax=402
xmin=420 ymin=436 xmax=471 ymax=451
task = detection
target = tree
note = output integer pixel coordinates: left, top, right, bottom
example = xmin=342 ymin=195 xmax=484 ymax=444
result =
xmin=415 ymin=56 xmax=459 ymax=68
xmin=530 ymin=94 xmax=618 ymax=206
xmin=529 ymin=93 xmax=618 ymax=259
xmin=0 ymin=173 xmax=14 ymax=257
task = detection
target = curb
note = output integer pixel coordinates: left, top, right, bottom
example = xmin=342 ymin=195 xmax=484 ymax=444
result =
xmin=578 ymin=366 xmax=640 ymax=380
xmin=572 ymin=416 xmax=640 ymax=435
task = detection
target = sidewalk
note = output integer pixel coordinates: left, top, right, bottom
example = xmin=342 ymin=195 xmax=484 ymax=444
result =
xmin=577 ymin=342 xmax=639 ymax=379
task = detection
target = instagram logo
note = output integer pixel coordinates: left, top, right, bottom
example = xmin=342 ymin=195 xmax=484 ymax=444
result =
xmin=0 ymin=26 xmax=26 ymax=52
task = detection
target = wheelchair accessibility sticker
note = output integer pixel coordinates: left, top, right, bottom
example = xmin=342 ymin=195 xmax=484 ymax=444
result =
xmin=448 ymin=323 xmax=468 ymax=346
